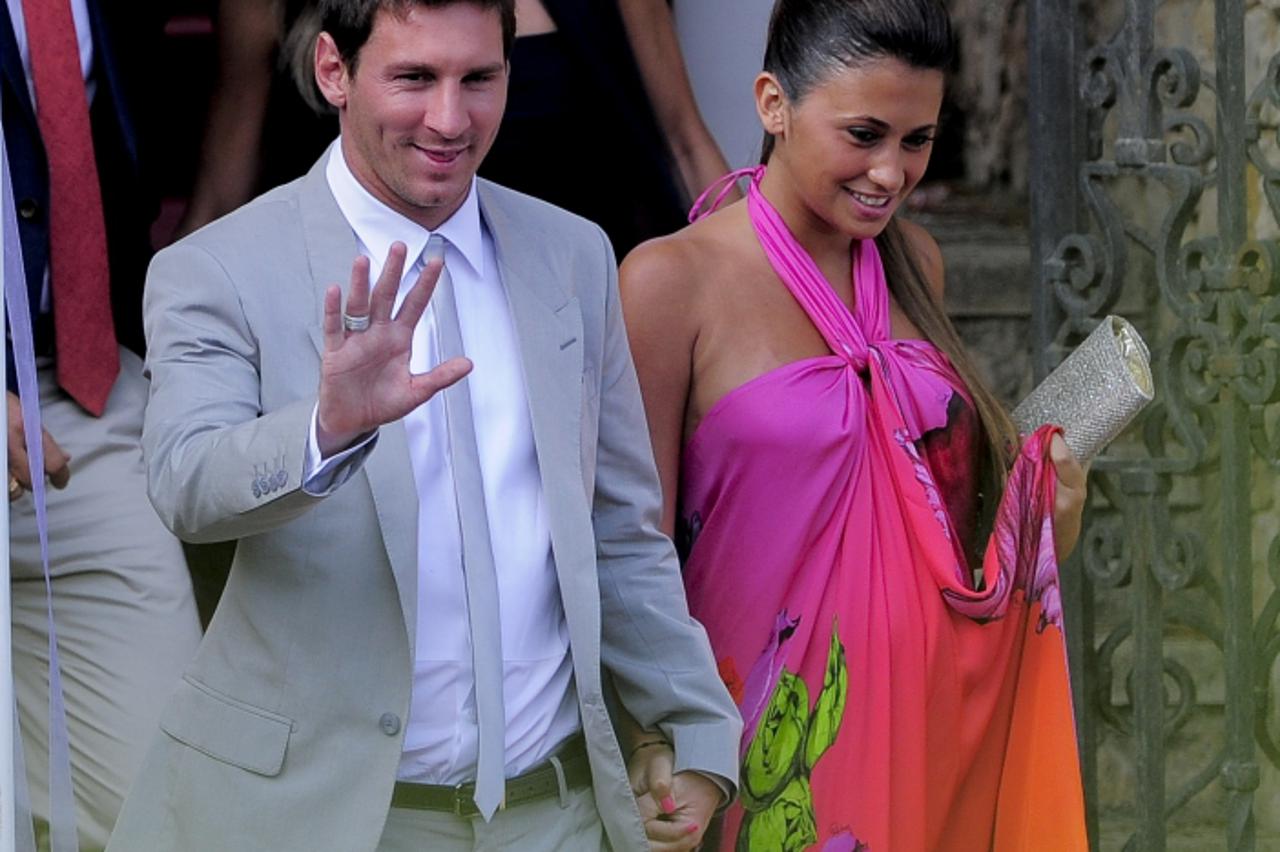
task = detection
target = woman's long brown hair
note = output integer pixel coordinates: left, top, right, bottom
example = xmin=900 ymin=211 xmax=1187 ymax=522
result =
xmin=875 ymin=218 xmax=1018 ymax=487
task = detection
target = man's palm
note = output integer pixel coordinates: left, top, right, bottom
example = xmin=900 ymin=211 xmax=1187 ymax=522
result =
xmin=316 ymin=243 xmax=470 ymax=455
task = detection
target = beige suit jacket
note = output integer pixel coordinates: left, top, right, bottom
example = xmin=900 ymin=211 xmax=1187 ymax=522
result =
xmin=106 ymin=156 xmax=740 ymax=852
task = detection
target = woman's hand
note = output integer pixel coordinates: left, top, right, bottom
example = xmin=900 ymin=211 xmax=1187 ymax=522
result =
xmin=628 ymin=738 xmax=720 ymax=851
xmin=1050 ymin=434 xmax=1087 ymax=561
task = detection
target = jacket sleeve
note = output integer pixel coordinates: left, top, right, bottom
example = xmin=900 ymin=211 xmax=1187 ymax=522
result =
xmin=587 ymin=228 xmax=742 ymax=790
xmin=140 ymin=240 xmax=325 ymax=543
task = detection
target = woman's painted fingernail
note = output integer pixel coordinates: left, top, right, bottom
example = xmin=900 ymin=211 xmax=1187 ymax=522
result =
xmin=686 ymin=823 xmax=701 ymax=835
xmin=661 ymin=795 xmax=677 ymax=813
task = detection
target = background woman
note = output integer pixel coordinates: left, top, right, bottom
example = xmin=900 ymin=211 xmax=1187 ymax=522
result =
xmin=621 ymin=0 xmax=1089 ymax=848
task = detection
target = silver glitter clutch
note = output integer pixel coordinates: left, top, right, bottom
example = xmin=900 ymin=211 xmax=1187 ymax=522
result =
xmin=1012 ymin=316 xmax=1155 ymax=462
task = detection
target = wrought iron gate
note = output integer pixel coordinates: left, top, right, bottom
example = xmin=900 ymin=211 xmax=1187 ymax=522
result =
xmin=1026 ymin=0 xmax=1280 ymax=848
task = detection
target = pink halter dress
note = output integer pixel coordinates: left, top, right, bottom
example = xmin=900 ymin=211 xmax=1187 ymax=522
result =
xmin=680 ymin=169 xmax=1087 ymax=851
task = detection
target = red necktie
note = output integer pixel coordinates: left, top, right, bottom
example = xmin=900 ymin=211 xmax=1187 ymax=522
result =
xmin=22 ymin=0 xmax=119 ymax=416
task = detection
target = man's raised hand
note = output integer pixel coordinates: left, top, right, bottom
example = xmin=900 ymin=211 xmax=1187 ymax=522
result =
xmin=316 ymin=242 xmax=471 ymax=456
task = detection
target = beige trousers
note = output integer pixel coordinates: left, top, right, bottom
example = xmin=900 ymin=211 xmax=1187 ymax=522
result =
xmin=9 ymin=349 xmax=202 ymax=850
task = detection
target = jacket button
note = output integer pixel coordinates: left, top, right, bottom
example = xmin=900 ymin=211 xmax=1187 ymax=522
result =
xmin=379 ymin=713 xmax=401 ymax=736
xmin=17 ymin=198 xmax=38 ymax=220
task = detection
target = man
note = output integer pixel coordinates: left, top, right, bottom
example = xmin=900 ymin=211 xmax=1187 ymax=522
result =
xmin=105 ymin=1 xmax=739 ymax=850
xmin=1 ymin=0 xmax=203 ymax=847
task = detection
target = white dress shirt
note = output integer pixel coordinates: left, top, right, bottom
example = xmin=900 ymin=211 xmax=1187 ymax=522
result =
xmin=304 ymin=142 xmax=580 ymax=784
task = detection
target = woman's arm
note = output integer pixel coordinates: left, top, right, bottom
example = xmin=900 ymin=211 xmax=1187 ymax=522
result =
xmin=173 ymin=0 xmax=282 ymax=239
xmin=609 ymin=236 xmax=737 ymax=852
xmin=619 ymin=239 xmax=702 ymax=537
xmin=615 ymin=0 xmax=734 ymax=204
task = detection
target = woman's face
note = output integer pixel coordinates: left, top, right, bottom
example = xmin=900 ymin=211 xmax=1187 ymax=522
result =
xmin=761 ymin=56 xmax=945 ymax=240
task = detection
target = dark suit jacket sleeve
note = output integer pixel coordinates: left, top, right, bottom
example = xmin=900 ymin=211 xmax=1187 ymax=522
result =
xmin=587 ymin=227 xmax=742 ymax=789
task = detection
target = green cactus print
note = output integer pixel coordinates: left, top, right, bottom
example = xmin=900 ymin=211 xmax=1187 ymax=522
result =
xmin=741 ymin=670 xmax=808 ymax=807
xmin=741 ymin=777 xmax=818 ymax=852
xmin=737 ymin=620 xmax=848 ymax=852
xmin=805 ymin=624 xmax=848 ymax=772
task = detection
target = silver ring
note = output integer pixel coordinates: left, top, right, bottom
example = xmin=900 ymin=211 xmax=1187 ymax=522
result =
xmin=342 ymin=312 xmax=371 ymax=332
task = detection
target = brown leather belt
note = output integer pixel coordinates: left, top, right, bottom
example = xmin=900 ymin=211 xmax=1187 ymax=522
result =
xmin=390 ymin=734 xmax=591 ymax=818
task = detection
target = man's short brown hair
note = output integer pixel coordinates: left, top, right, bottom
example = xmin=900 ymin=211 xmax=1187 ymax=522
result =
xmin=318 ymin=0 xmax=517 ymax=73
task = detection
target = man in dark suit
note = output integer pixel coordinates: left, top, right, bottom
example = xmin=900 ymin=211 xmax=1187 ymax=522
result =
xmin=1 ymin=0 xmax=202 ymax=846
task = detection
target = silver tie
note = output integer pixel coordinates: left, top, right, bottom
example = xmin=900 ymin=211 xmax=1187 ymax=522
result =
xmin=426 ymin=234 xmax=506 ymax=819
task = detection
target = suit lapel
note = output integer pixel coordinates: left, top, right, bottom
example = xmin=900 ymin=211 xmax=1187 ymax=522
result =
xmin=477 ymin=182 xmax=591 ymax=627
xmin=300 ymin=156 xmax=420 ymax=655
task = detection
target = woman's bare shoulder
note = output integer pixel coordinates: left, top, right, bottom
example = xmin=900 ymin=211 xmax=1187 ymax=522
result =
xmin=620 ymin=203 xmax=750 ymax=309
xmin=897 ymin=217 xmax=946 ymax=299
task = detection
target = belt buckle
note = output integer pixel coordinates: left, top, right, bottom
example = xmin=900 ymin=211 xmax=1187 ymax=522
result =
xmin=451 ymin=784 xmax=502 ymax=818
xmin=452 ymin=784 xmax=474 ymax=818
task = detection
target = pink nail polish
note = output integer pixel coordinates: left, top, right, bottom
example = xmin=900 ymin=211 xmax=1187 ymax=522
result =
xmin=661 ymin=795 xmax=676 ymax=813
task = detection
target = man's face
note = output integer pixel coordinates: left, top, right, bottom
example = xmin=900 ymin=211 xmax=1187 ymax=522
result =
xmin=319 ymin=3 xmax=508 ymax=230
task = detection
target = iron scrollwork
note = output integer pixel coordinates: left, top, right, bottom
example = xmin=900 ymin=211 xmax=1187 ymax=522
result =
xmin=1032 ymin=0 xmax=1280 ymax=846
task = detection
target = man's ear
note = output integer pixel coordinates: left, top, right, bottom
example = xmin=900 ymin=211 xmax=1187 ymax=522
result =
xmin=754 ymin=72 xmax=788 ymax=137
xmin=314 ymin=32 xmax=350 ymax=110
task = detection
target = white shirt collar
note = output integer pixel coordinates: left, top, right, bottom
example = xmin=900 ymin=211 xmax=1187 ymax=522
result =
xmin=325 ymin=140 xmax=485 ymax=279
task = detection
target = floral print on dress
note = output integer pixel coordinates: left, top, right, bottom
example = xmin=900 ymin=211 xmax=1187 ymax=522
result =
xmin=893 ymin=426 xmax=953 ymax=542
xmin=718 ymin=657 xmax=745 ymax=705
xmin=821 ymin=832 xmax=870 ymax=852
xmin=739 ymin=610 xmax=801 ymax=756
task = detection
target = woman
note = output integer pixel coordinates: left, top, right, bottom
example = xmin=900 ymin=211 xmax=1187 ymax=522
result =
xmin=620 ymin=0 xmax=1089 ymax=849
xmin=480 ymin=0 xmax=732 ymax=256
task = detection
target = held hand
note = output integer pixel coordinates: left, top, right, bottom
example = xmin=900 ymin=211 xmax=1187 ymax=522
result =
xmin=316 ymin=242 xmax=471 ymax=456
xmin=7 ymin=391 xmax=71 ymax=501
xmin=1050 ymin=434 xmax=1087 ymax=561
xmin=630 ymin=743 xmax=719 ymax=851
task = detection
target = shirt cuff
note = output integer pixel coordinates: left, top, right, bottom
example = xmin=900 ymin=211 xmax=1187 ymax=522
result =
xmin=302 ymin=405 xmax=379 ymax=496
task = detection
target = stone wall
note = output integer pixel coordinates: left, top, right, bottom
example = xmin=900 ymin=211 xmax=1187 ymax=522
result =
xmin=949 ymin=0 xmax=1031 ymax=193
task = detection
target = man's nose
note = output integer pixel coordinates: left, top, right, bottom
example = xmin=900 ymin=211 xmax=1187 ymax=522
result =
xmin=424 ymin=84 xmax=469 ymax=139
